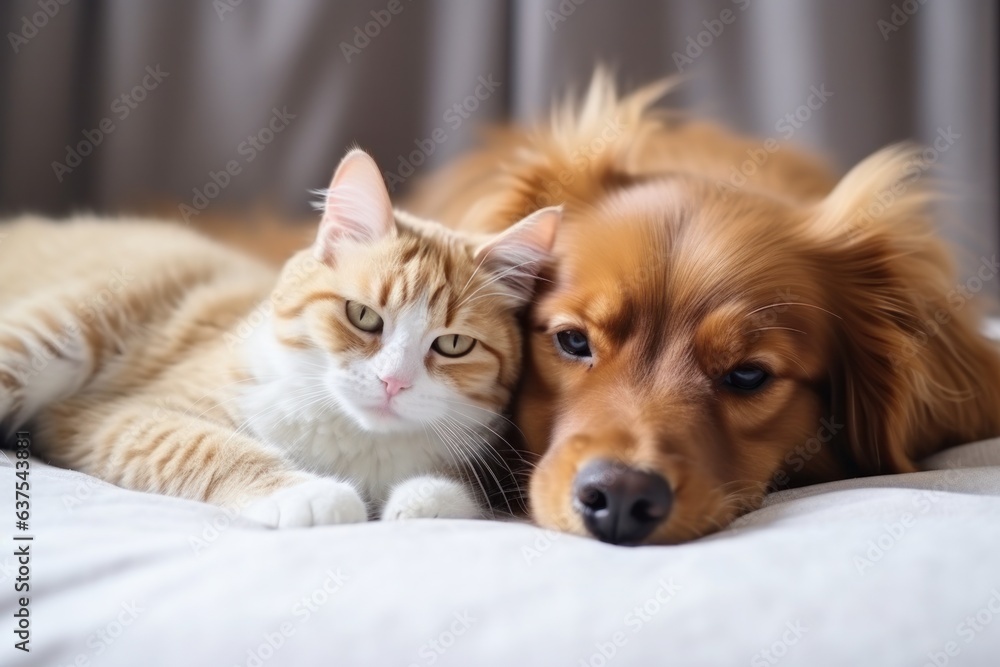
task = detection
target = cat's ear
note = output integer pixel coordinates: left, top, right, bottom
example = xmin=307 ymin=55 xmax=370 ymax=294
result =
xmin=474 ymin=206 xmax=562 ymax=299
xmin=314 ymin=149 xmax=396 ymax=262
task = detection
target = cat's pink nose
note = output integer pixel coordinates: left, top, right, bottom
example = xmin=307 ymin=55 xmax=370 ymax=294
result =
xmin=380 ymin=376 xmax=411 ymax=398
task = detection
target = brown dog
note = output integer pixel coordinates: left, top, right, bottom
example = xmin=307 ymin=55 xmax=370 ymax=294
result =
xmin=408 ymin=71 xmax=1000 ymax=545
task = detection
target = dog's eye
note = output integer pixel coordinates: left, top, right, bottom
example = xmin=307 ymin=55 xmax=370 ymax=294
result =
xmin=723 ymin=366 xmax=769 ymax=392
xmin=556 ymin=330 xmax=592 ymax=358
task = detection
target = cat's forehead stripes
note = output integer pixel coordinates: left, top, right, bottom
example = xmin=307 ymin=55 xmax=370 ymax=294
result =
xmin=372 ymin=229 xmax=475 ymax=324
xmin=378 ymin=278 xmax=392 ymax=309
xmin=428 ymin=282 xmax=448 ymax=311
xmin=398 ymin=241 xmax=421 ymax=264
xmin=445 ymin=293 xmax=460 ymax=329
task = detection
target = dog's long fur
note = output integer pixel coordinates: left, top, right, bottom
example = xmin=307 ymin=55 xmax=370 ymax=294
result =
xmin=407 ymin=70 xmax=1000 ymax=544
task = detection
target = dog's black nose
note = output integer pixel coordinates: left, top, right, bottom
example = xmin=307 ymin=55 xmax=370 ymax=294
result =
xmin=573 ymin=459 xmax=673 ymax=545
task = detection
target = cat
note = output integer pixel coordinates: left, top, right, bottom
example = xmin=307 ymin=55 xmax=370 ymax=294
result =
xmin=0 ymin=149 xmax=560 ymax=527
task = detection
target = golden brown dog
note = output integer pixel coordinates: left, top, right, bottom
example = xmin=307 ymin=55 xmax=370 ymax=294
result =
xmin=408 ymin=71 xmax=1000 ymax=545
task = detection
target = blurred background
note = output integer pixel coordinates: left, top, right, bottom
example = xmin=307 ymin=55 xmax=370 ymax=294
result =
xmin=0 ymin=0 xmax=996 ymax=294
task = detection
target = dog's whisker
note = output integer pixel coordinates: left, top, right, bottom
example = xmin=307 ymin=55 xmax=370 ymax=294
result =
xmin=746 ymin=302 xmax=843 ymax=320
xmin=747 ymin=326 xmax=808 ymax=336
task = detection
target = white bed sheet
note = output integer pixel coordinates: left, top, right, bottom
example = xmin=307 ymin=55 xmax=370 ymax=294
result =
xmin=3 ymin=439 xmax=1000 ymax=667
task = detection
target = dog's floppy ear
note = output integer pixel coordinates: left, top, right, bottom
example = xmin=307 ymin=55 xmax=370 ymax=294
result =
xmin=811 ymin=145 xmax=1000 ymax=474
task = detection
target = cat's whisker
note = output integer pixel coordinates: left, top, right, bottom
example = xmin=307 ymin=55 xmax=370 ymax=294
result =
xmin=409 ymin=399 xmax=538 ymax=477
xmin=434 ymin=415 xmax=514 ymax=514
xmin=438 ymin=414 xmax=521 ymax=514
xmin=456 ymin=258 xmax=546 ymax=308
xmin=428 ymin=419 xmax=495 ymax=516
xmin=447 ymin=420 xmax=519 ymax=482
xmin=438 ymin=405 xmax=536 ymax=472
xmin=435 ymin=397 xmax=531 ymax=451
xmin=456 ymin=240 xmax=501 ymax=302
xmin=461 ymin=292 xmax=531 ymax=307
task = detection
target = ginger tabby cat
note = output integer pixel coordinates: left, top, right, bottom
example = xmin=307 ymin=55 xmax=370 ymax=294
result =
xmin=0 ymin=149 xmax=559 ymax=526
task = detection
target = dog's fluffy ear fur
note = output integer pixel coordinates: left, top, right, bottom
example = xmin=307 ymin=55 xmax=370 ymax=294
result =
xmin=812 ymin=145 xmax=1000 ymax=473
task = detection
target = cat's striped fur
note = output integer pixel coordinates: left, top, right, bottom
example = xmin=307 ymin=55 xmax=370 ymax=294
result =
xmin=0 ymin=150 xmax=559 ymax=526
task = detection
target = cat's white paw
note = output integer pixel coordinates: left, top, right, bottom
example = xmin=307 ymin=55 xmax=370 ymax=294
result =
xmin=381 ymin=476 xmax=480 ymax=520
xmin=243 ymin=478 xmax=368 ymax=528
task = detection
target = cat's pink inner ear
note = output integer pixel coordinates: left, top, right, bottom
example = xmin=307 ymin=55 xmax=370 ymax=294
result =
xmin=315 ymin=149 xmax=396 ymax=261
xmin=474 ymin=206 xmax=562 ymax=297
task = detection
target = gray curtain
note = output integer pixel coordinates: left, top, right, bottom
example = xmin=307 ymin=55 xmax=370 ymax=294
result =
xmin=1 ymin=0 xmax=996 ymax=295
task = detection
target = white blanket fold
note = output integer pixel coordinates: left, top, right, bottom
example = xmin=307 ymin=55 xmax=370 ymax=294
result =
xmin=3 ymin=438 xmax=1000 ymax=667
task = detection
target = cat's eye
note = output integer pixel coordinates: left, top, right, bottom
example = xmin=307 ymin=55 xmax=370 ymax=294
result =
xmin=556 ymin=329 xmax=592 ymax=359
xmin=723 ymin=365 xmax=770 ymax=392
xmin=345 ymin=301 xmax=383 ymax=333
xmin=432 ymin=334 xmax=477 ymax=358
